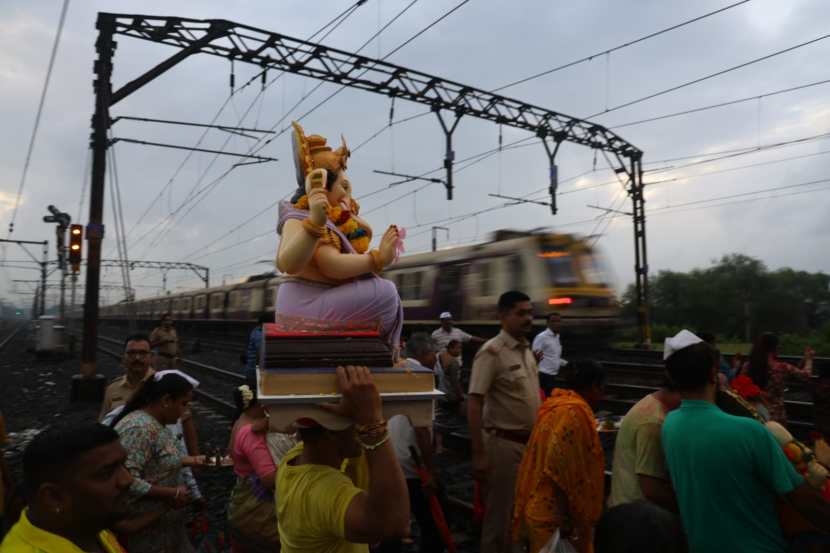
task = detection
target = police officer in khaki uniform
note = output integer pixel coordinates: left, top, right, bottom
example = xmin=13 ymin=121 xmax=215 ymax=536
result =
xmin=99 ymin=333 xmax=200 ymax=456
xmin=99 ymin=335 xmax=154 ymax=420
xmin=468 ymin=290 xmax=540 ymax=553
xmin=149 ymin=313 xmax=181 ymax=370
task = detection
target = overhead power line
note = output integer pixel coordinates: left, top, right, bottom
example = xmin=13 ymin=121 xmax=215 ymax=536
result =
xmin=351 ymin=0 xmax=744 ymax=156
xmin=179 ymin=199 xmax=279 ymax=261
xmin=125 ymin=1 xmax=368 ymax=252
xmin=253 ymin=0 xmax=468 ymax=151
xmin=7 ymin=0 xmax=71 ymax=237
xmin=359 ymin=135 xmax=535 ymax=204
xmin=407 ymin=175 xmax=830 ymax=248
xmin=585 ymin=32 xmax=830 ymax=119
xmin=518 ymin=137 xmax=830 ymax=202
xmin=492 ymin=0 xmax=751 ymax=92
xmin=189 ymin=229 xmax=273 ymax=262
xmin=611 ymin=77 xmax=830 ymax=129
xmin=147 ymin=0 xmax=468 ymax=261
xmin=133 ymin=0 xmax=428 ymax=255
xmin=645 ymin=130 xmax=830 ymax=171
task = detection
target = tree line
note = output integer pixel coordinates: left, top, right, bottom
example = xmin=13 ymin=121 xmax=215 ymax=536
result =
xmin=620 ymin=254 xmax=830 ymax=352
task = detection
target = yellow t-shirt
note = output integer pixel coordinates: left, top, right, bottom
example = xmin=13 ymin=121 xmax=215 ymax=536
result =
xmin=0 ymin=509 xmax=126 ymax=552
xmin=276 ymin=443 xmax=369 ymax=553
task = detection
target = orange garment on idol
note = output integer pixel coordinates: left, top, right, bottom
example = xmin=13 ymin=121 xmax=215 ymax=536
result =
xmin=512 ymin=389 xmax=605 ymax=553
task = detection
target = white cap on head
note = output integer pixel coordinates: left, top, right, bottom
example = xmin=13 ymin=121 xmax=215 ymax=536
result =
xmin=154 ymin=369 xmax=200 ymax=388
xmin=663 ymin=329 xmax=704 ymax=360
xmin=439 ymin=311 xmax=452 ymax=320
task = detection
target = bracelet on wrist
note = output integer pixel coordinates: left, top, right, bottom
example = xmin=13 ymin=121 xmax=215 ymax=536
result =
xmin=369 ymin=249 xmax=385 ymax=273
xmin=302 ymin=218 xmax=327 ymax=239
xmin=356 ymin=419 xmax=387 ymax=435
xmin=357 ymin=431 xmax=390 ymax=451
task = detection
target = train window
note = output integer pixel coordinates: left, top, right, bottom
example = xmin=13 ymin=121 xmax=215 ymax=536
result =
xmin=577 ymin=254 xmax=607 ymax=285
xmin=229 ymin=291 xmax=240 ymax=309
xmin=195 ymin=295 xmax=206 ymax=310
xmin=477 ymin=262 xmax=494 ymax=297
xmin=538 ymin=250 xmax=579 ymax=286
xmin=399 ymin=272 xmax=422 ymax=300
xmin=211 ymin=294 xmax=223 ymax=309
xmin=264 ymin=288 xmax=275 ymax=308
xmin=510 ymin=255 xmax=525 ymax=291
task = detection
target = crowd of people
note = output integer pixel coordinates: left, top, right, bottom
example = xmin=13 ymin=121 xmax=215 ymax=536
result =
xmin=0 ymin=300 xmax=829 ymax=553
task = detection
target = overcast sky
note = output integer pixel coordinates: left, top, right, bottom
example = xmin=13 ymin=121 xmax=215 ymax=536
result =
xmin=2 ymin=0 xmax=829 ymax=307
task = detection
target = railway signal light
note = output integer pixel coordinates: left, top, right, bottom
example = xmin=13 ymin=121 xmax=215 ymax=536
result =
xmin=69 ymin=224 xmax=83 ymax=273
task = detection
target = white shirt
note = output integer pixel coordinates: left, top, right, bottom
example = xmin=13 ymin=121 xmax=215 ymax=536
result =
xmin=388 ymin=414 xmax=420 ymax=480
xmin=532 ymin=328 xmax=567 ymax=376
xmin=431 ymin=326 xmax=472 ymax=367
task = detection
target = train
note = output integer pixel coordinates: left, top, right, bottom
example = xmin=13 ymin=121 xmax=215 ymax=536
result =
xmin=98 ymin=229 xmax=619 ymax=336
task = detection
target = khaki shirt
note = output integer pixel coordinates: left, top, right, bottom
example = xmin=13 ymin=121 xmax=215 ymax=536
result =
xmin=99 ymin=373 xmax=146 ymax=421
xmin=150 ymin=326 xmax=180 ymax=357
xmin=468 ymin=330 xmax=540 ymax=433
xmin=98 ymin=367 xmax=191 ymax=421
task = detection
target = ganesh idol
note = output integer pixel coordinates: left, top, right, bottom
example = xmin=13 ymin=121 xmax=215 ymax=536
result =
xmin=275 ymin=121 xmax=403 ymax=351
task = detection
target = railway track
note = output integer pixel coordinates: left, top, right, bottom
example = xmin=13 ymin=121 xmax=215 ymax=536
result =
xmin=94 ymin=334 xmax=240 ymax=417
xmin=0 ymin=323 xmax=24 ymax=351
xmin=94 ymin=332 xmax=819 ymax=434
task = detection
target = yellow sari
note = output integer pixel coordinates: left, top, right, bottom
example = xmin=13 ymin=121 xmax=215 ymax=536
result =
xmin=512 ymin=389 xmax=605 ymax=553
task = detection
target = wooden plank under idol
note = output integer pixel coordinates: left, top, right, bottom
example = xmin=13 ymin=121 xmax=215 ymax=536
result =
xmin=257 ymin=322 xmax=442 ymax=431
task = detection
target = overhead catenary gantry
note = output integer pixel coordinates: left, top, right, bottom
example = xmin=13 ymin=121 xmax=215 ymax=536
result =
xmin=82 ymin=13 xmax=650 ymax=377
xmin=100 ymin=259 xmax=210 ymax=291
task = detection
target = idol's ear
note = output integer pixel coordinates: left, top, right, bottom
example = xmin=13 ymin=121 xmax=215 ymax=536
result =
xmin=292 ymin=121 xmax=312 ymax=188
xmin=337 ymin=134 xmax=350 ymax=170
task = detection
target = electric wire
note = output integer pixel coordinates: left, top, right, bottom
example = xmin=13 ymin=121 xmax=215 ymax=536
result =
xmin=585 ymin=32 xmax=830 ymax=119
xmin=142 ymin=0 xmax=458 ymax=260
xmin=249 ymin=0 xmax=461 ymax=155
xmin=7 ymin=0 xmax=71 ymax=237
xmin=492 ymin=0 xmax=751 ymax=92
xmin=76 ymin=149 xmax=92 ymax=221
xmin=406 ymin=176 xmax=830 ymax=251
xmin=135 ymin=0 xmax=418 ymax=253
xmin=610 ymin=77 xmax=830 ymax=129
xmin=514 ymin=135 xmax=830 ymax=203
xmin=126 ymin=1 xmax=367 ymax=252
xmin=181 ymin=202 xmax=279 ymax=261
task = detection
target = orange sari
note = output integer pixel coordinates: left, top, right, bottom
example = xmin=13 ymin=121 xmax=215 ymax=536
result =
xmin=512 ymin=389 xmax=605 ymax=553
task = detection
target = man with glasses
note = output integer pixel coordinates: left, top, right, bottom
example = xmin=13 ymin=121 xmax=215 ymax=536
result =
xmin=99 ymin=334 xmax=155 ymax=420
xmin=99 ymin=334 xmax=200 ymax=457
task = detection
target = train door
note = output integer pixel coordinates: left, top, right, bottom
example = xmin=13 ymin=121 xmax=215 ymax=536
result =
xmin=435 ymin=262 xmax=467 ymax=319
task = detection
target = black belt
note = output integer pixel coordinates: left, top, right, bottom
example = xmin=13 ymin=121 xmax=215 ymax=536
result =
xmin=486 ymin=428 xmax=530 ymax=445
